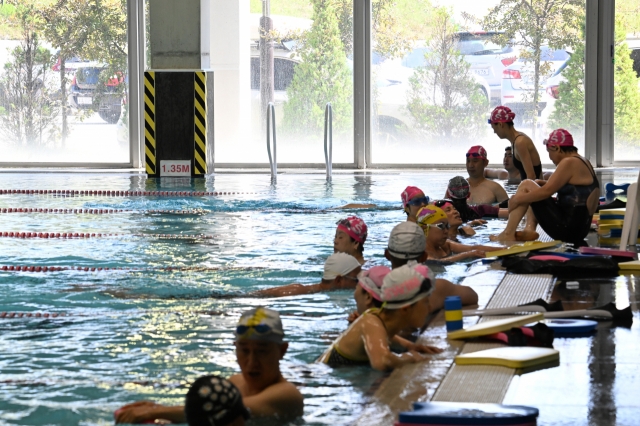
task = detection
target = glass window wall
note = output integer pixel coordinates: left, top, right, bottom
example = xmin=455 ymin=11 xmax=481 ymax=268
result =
xmin=0 ymin=0 xmax=129 ymax=164
xmin=214 ymin=0 xmax=354 ymax=164
xmin=370 ymin=0 xmax=585 ymax=165
xmin=613 ymin=0 xmax=640 ymax=161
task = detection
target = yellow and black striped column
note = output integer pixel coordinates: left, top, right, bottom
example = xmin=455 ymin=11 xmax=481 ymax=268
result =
xmin=193 ymin=72 xmax=207 ymax=176
xmin=144 ymin=71 xmax=156 ymax=175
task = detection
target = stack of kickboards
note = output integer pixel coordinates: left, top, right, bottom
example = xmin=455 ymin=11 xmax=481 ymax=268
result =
xmin=596 ymin=208 xmax=640 ymax=245
xmin=396 ymin=402 xmax=539 ymax=426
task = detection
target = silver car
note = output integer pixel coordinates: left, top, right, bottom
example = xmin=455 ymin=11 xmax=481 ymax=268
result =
xmin=501 ymin=46 xmax=570 ymax=125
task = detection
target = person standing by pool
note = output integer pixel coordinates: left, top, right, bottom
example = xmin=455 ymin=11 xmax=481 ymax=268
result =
xmin=319 ymin=263 xmax=442 ymax=370
xmin=334 ymin=216 xmax=368 ymax=265
xmin=250 ymin=253 xmax=361 ymax=297
xmin=490 ymin=129 xmax=599 ymax=246
xmin=483 ymin=146 xmax=522 ymax=182
xmin=401 ymin=186 xmax=430 ymax=222
xmin=463 ymin=146 xmax=509 ymax=205
xmin=114 ymin=307 xmax=304 ymax=424
xmin=488 ymin=106 xmax=543 ymax=180
xmin=417 ymin=205 xmax=503 ymax=262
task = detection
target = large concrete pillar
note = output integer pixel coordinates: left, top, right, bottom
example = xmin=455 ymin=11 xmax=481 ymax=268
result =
xmin=148 ymin=0 xmax=201 ymax=69
xmin=206 ymin=0 xmax=250 ymax=162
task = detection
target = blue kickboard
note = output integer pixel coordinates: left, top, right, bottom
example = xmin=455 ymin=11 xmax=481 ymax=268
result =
xmin=605 ymin=183 xmax=630 ymax=193
xmin=398 ymin=402 xmax=539 ymax=425
xmin=535 ymin=251 xmax=600 ymax=260
xmin=543 ymin=319 xmax=598 ymax=336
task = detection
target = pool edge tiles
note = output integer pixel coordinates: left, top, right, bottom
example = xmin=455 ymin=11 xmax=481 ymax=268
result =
xmin=352 ymin=269 xmax=506 ymax=426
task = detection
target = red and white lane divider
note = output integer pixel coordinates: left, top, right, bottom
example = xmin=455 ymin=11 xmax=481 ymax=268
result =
xmin=0 ymin=312 xmax=68 ymax=318
xmin=0 ymin=232 xmax=215 ymax=239
xmin=0 ymin=189 xmax=258 ymax=196
xmin=0 ymin=208 xmax=206 ymax=215
xmin=0 ymin=265 xmax=255 ymax=272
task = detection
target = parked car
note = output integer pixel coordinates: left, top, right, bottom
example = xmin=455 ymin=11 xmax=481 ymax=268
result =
xmin=68 ymin=64 xmax=124 ymax=124
xmin=375 ymin=44 xmax=492 ymax=135
xmin=501 ymin=46 xmax=571 ymax=125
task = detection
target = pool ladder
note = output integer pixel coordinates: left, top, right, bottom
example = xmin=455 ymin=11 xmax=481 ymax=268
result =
xmin=265 ymin=102 xmax=334 ymax=182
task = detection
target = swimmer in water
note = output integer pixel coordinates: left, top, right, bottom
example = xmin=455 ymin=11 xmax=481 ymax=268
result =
xmin=417 ymin=205 xmax=504 ymax=262
xmin=483 ymin=146 xmax=522 ymax=182
xmin=401 ymin=186 xmax=430 ymax=223
xmin=115 ymin=307 xmax=303 ymax=424
xmin=320 ymin=264 xmax=442 ymax=370
xmin=184 ymin=375 xmax=249 ymax=426
xmin=334 ymin=216 xmax=368 ymax=265
xmin=432 ymin=199 xmax=478 ymax=239
xmin=250 ymin=253 xmax=361 ymax=297
xmin=462 ymin=145 xmax=509 ymax=205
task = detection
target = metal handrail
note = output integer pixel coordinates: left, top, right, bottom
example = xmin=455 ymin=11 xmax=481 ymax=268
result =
xmin=324 ymin=102 xmax=333 ymax=181
xmin=266 ymin=102 xmax=277 ymax=179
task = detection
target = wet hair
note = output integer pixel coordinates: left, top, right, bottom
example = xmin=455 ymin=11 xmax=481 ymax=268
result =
xmin=349 ymin=236 xmax=365 ymax=254
xmin=506 ymin=121 xmax=514 ymax=127
xmin=558 ymin=145 xmax=578 ymax=153
xmin=505 ymin=146 xmax=512 ymax=152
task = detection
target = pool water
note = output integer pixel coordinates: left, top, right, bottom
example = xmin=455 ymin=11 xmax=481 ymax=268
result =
xmin=0 ymin=171 xmax=509 ymax=425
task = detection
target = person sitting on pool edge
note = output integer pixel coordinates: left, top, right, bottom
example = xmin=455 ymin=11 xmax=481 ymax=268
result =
xmin=319 ymin=263 xmax=442 ymax=370
xmin=348 ymin=222 xmax=478 ymax=323
xmin=488 ymin=106 xmax=543 ymax=181
xmin=114 ymin=307 xmax=304 ymax=424
xmin=184 ymin=375 xmax=250 ymax=426
xmin=250 ymin=253 xmax=361 ymax=297
xmin=401 ymin=186 xmax=430 ymax=222
xmin=334 ymin=216 xmax=368 ymax=265
xmin=417 ymin=205 xmax=504 ymax=262
xmin=462 ymin=145 xmax=509 ymax=205
xmin=490 ymin=129 xmax=599 ymax=246
xmin=483 ymin=146 xmax=522 ymax=182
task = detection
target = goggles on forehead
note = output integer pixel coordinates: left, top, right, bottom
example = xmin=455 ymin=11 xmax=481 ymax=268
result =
xmin=466 ymin=152 xmax=484 ymax=158
xmin=434 ymin=199 xmax=453 ymax=208
xmin=236 ymin=324 xmax=273 ymax=336
xmin=407 ymin=196 xmax=430 ymax=207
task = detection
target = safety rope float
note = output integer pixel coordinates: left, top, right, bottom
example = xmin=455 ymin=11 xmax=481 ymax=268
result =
xmin=0 ymin=189 xmax=259 ymax=196
xmin=0 ymin=265 xmax=258 ymax=272
xmin=0 ymin=232 xmax=215 ymax=239
xmin=0 ymin=208 xmax=206 ymax=215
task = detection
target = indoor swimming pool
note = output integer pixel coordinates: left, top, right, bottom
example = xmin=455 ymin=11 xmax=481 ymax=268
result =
xmin=0 ymin=171 xmax=506 ymax=425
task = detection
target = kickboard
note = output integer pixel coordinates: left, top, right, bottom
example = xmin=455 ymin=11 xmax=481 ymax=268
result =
xmin=447 ymin=313 xmax=544 ymax=340
xmin=579 ymin=247 xmax=638 ymax=259
xmin=485 ymin=241 xmax=561 ymax=258
xmin=618 ymin=260 xmax=640 ymax=270
xmin=599 ymin=237 xmax=640 ymax=245
xmin=536 ymin=251 xmax=596 ymax=260
xmin=598 ymin=209 xmax=626 ymax=220
xmin=597 ymin=219 xmax=625 ymax=226
xmin=539 ymin=319 xmax=598 ymax=335
xmin=397 ymin=402 xmax=539 ymax=425
xmin=529 ymin=255 xmax=569 ymax=262
xmin=605 ymin=182 xmax=630 ymax=193
xmin=455 ymin=346 xmax=560 ymax=369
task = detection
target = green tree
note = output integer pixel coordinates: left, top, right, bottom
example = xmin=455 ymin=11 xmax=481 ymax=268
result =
xmin=405 ymin=8 xmax=487 ymax=139
xmin=282 ymin=0 xmax=352 ymax=135
xmin=483 ymin=0 xmax=583 ymax=139
xmin=548 ymin=26 xmax=585 ymax=135
xmin=0 ymin=1 xmax=59 ymax=145
xmin=613 ymin=21 xmax=640 ymax=145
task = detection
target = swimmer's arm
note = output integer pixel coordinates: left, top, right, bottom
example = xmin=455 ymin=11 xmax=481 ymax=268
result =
xmin=484 ymin=168 xmax=506 ymax=179
xmin=431 ymin=278 xmax=479 ymax=310
xmin=250 ymin=283 xmax=320 ymax=297
xmin=114 ymin=402 xmax=185 ymax=424
xmin=441 ymin=251 xmax=485 ymax=262
xmin=493 ymin=183 xmax=509 ymax=203
xmin=514 ymin=138 xmax=536 ymax=179
xmin=448 ymin=241 xmax=485 ymax=254
xmin=361 ymin=316 xmax=424 ymax=371
xmin=240 ymin=380 xmax=304 ymax=419
xmin=392 ymin=335 xmax=443 ymax=354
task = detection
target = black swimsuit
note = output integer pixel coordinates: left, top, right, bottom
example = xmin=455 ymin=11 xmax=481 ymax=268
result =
xmin=530 ymin=156 xmax=599 ymax=246
xmin=513 ymin=134 xmax=543 ymax=180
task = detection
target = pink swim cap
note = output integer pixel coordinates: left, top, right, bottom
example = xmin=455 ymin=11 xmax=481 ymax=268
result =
xmin=337 ymin=216 xmax=368 ymax=244
xmin=466 ymin=145 xmax=488 ymax=160
xmin=543 ymin=128 xmax=574 ymax=147
xmin=488 ymin=106 xmax=516 ymax=124
xmin=401 ymin=186 xmax=425 ymax=209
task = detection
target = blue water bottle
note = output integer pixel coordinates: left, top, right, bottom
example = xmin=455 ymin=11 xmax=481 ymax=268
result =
xmin=444 ymin=296 xmax=463 ymax=332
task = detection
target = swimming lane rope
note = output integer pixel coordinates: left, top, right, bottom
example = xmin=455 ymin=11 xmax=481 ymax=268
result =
xmin=0 ymin=208 xmax=206 ymax=215
xmin=0 ymin=189 xmax=259 ymax=196
xmin=0 ymin=232 xmax=216 ymax=239
xmin=0 ymin=265 xmax=257 ymax=272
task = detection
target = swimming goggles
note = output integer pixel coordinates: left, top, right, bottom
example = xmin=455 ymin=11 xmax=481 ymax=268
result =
xmin=434 ymin=199 xmax=453 ymax=208
xmin=428 ymin=222 xmax=450 ymax=231
xmin=236 ymin=324 xmax=273 ymax=336
xmin=406 ymin=196 xmax=430 ymax=207
xmin=466 ymin=152 xmax=484 ymax=158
